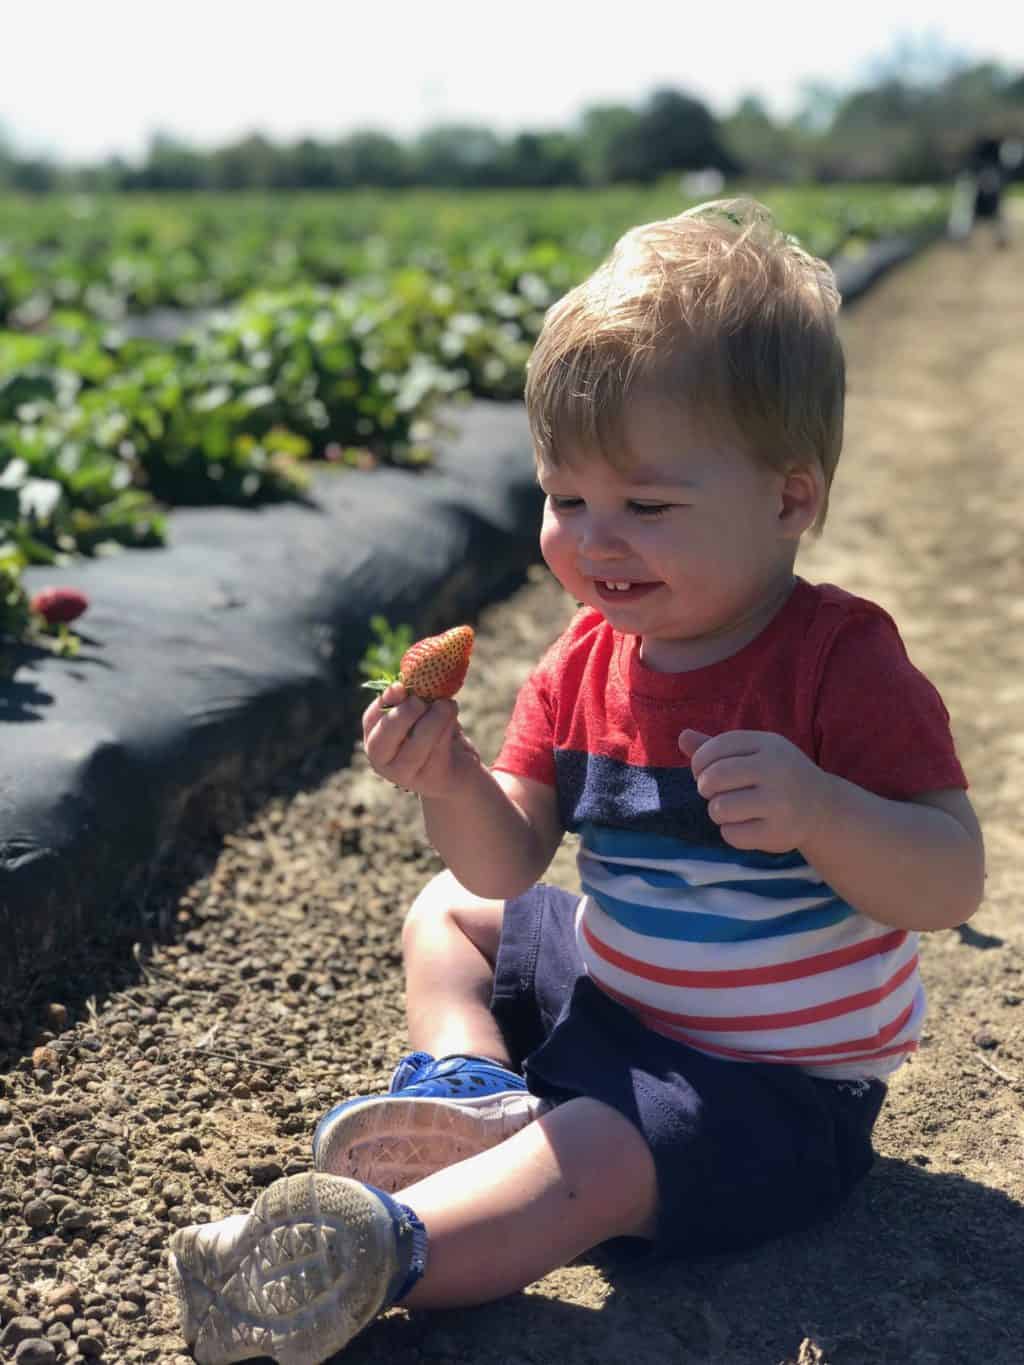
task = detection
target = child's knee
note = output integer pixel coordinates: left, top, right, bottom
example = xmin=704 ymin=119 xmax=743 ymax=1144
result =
xmin=404 ymin=871 xmax=455 ymax=943
xmin=403 ymin=870 xmax=504 ymax=962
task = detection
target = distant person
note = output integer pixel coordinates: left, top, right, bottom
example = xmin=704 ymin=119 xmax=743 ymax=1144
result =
xmin=167 ymin=199 xmax=985 ymax=1365
xmin=952 ymin=134 xmax=1020 ymax=247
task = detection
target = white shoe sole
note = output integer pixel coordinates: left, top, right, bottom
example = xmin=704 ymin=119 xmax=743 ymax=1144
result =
xmin=314 ymin=1092 xmax=547 ymax=1190
xmin=168 ymin=1173 xmax=398 ymax=1365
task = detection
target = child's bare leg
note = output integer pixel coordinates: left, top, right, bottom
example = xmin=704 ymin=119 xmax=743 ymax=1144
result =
xmin=399 ymin=1095 xmax=659 ymax=1308
xmin=402 ymin=869 xmax=510 ymax=1063
xmin=313 ymin=871 xmax=539 ymax=1188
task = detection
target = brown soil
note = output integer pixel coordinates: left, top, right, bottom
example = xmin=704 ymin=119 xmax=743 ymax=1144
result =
xmin=2 ymin=219 xmax=1023 ymax=1365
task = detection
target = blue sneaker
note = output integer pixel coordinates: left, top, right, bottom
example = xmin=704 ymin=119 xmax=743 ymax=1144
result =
xmin=312 ymin=1053 xmax=547 ymax=1191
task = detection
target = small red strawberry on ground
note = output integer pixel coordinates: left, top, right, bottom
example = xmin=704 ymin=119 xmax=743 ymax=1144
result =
xmin=363 ymin=624 xmax=474 ymax=702
xmin=30 ymin=587 xmax=89 ymax=626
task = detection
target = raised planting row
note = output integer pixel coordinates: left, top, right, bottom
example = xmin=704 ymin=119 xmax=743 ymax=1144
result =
xmin=0 ymin=184 xmax=950 ymax=643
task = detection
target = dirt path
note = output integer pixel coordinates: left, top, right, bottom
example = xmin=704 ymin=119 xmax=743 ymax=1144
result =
xmin=1 ymin=221 xmax=1022 ymax=1365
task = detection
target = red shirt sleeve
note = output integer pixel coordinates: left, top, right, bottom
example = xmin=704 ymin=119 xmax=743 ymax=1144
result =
xmin=813 ymin=607 xmax=967 ymax=800
xmin=491 ymin=626 xmax=571 ymax=788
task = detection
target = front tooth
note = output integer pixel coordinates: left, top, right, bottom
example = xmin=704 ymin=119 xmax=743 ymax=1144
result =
xmin=607 ymin=581 xmax=630 ymax=590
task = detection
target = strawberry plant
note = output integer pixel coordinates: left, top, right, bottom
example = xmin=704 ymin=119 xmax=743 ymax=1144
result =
xmin=0 ymin=552 xmax=31 ymax=644
xmin=359 ymin=616 xmax=414 ymax=686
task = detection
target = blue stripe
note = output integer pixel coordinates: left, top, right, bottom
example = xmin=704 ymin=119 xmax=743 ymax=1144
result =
xmin=581 ymin=823 xmax=807 ymax=870
xmin=582 ymin=882 xmax=853 ymax=942
xmin=588 ymin=859 xmax=826 ymax=899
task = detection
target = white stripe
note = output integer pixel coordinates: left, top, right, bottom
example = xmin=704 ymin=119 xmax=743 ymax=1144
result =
xmin=583 ymin=937 xmax=921 ymax=1032
xmin=578 ymin=845 xmax=825 ymax=888
xmin=647 ymin=990 xmax=927 ymax=1080
xmin=580 ymin=861 xmax=838 ymax=921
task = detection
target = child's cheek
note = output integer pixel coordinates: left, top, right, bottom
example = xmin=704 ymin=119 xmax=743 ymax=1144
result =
xmin=539 ymin=517 xmax=568 ymax=579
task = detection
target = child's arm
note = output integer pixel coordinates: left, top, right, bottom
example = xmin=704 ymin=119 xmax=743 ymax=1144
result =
xmin=681 ymin=729 xmax=985 ymax=931
xmin=363 ymin=685 xmax=563 ymax=900
xmin=793 ymin=782 xmax=983 ymax=931
xmin=421 ymin=770 xmax=562 ymax=901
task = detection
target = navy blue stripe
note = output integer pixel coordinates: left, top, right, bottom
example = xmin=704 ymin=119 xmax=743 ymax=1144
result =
xmin=582 ymin=882 xmax=853 ymax=942
xmin=555 ymin=749 xmax=725 ymax=845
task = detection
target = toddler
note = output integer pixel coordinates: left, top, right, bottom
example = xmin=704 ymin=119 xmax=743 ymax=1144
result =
xmin=169 ymin=198 xmax=985 ymax=1365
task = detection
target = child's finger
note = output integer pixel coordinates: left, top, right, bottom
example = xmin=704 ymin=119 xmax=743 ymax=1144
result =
xmin=694 ymin=755 xmax=758 ymax=799
xmin=393 ymin=701 xmax=460 ymax=780
xmin=364 ymin=695 xmax=428 ymax=768
xmin=377 ymin=681 xmax=408 ymax=712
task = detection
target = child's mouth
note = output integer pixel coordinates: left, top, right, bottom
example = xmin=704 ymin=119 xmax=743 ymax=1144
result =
xmin=593 ymin=579 xmax=660 ymax=603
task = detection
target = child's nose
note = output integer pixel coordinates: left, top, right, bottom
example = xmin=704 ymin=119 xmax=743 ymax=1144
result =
xmin=579 ymin=517 xmax=626 ymax=556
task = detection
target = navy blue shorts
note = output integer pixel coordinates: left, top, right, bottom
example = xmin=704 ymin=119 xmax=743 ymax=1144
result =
xmin=490 ymin=884 xmax=886 ymax=1258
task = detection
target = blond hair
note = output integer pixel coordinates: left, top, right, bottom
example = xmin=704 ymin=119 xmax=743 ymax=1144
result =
xmin=525 ymin=197 xmax=845 ymax=530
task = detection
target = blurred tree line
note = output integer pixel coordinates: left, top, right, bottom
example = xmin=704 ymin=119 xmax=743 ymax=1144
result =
xmin=2 ymin=52 xmax=1022 ymax=192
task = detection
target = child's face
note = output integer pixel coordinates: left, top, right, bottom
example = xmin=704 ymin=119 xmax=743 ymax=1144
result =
xmin=538 ymin=398 xmax=805 ymax=670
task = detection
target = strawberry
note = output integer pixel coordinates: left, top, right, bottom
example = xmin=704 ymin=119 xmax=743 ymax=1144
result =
xmin=363 ymin=624 xmax=474 ymax=702
xmin=30 ymin=587 xmax=89 ymax=626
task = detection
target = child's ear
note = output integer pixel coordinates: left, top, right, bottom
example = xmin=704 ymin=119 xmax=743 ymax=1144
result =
xmin=778 ymin=465 xmax=825 ymax=537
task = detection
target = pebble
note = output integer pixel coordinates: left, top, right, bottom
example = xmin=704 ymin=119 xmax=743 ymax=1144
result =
xmin=13 ymin=1341 xmax=57 ymax=1365
xmin=94 ymin=1141 xmax=126 ymax=1170
xmin=0 ymin=1318 xmax=44 ymax=1349
xmin=31 ymin=1048 xmax=59 ymax=1072
xmin=248 ymin=1159 xmax=283 ymax=1185
xmin=1 ymin=1294 xmax=25 ymax=1323
xmin=43 ymin=1282 xmax=82 ymax=1312
xmin=45 ymin=1004 xmax=69 ymax=1031
xmin=69 ymin=1144 xmax=98 ymax=1170
xmin=76 ymin=1333 xmax=105 ymax=1357
xmin=23 ymin=1198 xmax=54 ymax=1229
xmin=57 ymin=1205 xmax=92 ymax=1231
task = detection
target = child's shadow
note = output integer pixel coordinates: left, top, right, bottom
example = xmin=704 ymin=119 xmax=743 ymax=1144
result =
xmin=340 ymin=1160 xmax=1023 ymax=1365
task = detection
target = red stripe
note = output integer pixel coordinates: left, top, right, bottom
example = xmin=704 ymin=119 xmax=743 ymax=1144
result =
xmin=589 ymin=954 xmax=919 ymax=1033
xmin=793 ymin=1041 xmax=918 ymax=1066
xmin=581 ymin=918 xmax=908 ymax=989
xmin=646 ymin=1030 xmax=919 ymax=1067
xmin=643 ymin=998 xmax=917 ymax=1059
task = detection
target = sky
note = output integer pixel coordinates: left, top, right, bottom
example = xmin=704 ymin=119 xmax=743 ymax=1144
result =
xmin=5 ymin=1 xmax=1023 ymax=164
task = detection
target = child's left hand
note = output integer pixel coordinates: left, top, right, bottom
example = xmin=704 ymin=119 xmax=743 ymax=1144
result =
xmin=679 ymin=729 xmax=830 ymax=854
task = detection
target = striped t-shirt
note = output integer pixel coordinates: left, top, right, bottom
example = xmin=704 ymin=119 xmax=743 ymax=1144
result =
xmin=494 ymin=581 xmax=967 ymax=1081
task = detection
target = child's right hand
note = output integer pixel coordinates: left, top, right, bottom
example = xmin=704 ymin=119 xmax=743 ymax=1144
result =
xmin=362 ymin=683 xmax=479 ymax=799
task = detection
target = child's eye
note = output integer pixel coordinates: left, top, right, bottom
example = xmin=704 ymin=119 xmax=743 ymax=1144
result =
xmin=627 ymin=502 xmax=673 ymax=516
xmin=548 ymin=495 xmax=583 ymax=511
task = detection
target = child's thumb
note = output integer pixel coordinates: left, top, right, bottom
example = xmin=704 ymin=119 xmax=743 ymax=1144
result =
xmin=678 ymin=728 xmax=711 ymax=758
